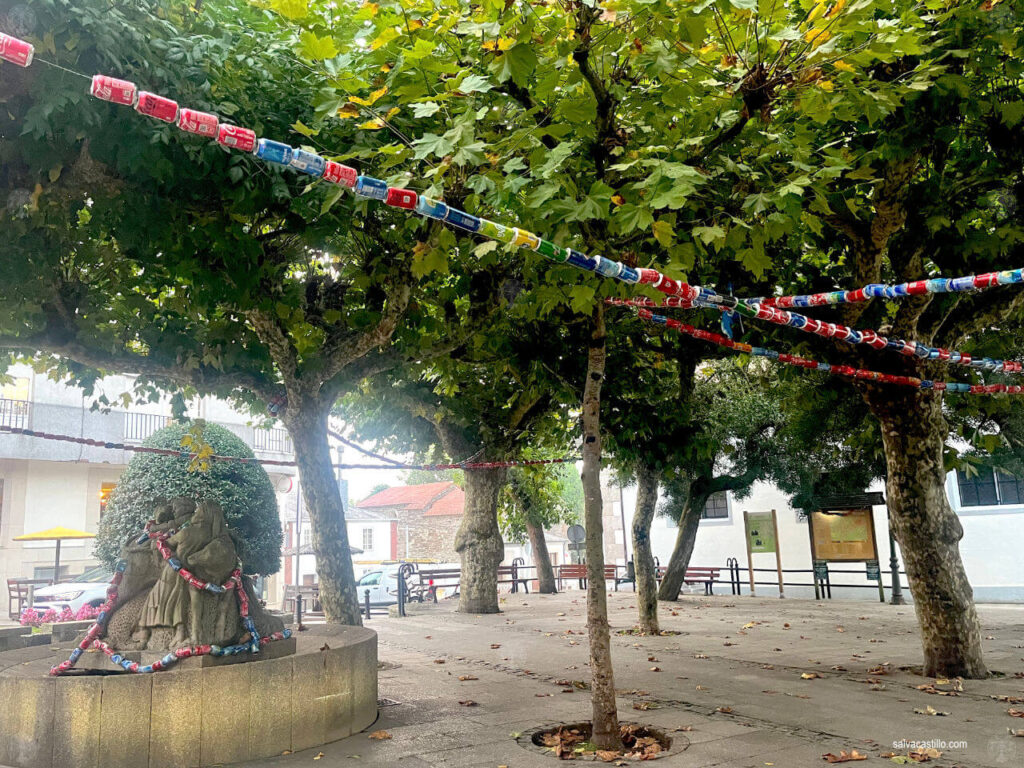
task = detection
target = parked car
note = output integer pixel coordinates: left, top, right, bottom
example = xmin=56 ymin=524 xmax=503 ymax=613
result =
xmin=31 ymin=566 xmax=112 ymax=613
xmin=355 ymin=565 xmax=405 ymax=606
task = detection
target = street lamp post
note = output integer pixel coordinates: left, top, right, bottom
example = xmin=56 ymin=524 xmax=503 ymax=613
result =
xmin=887 ymin=510 xmax=906 ymax=605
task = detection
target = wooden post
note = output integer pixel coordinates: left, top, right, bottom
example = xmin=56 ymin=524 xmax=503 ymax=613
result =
xmin=771 ymin=509 xmax=784 ymax=598
xmin=743 ymin=511 xmax=756 ymax=597
xmin=807 ymin=513 xmax=821 ymax=600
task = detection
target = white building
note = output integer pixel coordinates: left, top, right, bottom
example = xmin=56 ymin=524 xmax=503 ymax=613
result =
xmin=603 ymin=470 xmax=1024 ymax=603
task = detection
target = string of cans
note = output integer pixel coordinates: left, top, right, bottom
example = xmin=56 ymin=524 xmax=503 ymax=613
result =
xmin=742 ymin=270 xmax=1024 ymax=310
xmin=3 ymin=32 xmax=1022 ymax=392
xmin=610 ymin=297 xmax=1022 ymax=375
xmin=51 ymin=521 xmax=292 ymax=675
xmin=609 ymin=300 xmax=1023 ymax=395
xmin=0 ymin=424 xmax=574 ymax=469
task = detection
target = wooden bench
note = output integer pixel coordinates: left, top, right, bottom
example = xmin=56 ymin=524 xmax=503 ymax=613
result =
xmin=497 ymin=564 xmax=530 ymax=594
xmin=656 ymin=567 xmax=721 ymax=595
xmin=557 ymin=564 xmax=630 ymax=591
xmin=7 ymin=578 xmax=50 ymax=620
xmin=413 ymin=568 xmax=462 ymax=603
xmin=282 ymin=584 xmax=323 ymax=615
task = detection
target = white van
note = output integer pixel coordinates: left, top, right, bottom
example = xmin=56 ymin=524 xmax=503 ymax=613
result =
xmin=355 ymin=565 xmax=405 ymax=606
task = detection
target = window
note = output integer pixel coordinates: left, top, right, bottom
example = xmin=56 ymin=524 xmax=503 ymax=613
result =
xmin=254 ymin=427 xmax=293 ymax=453
xmin=99 ymin=483 xmax=116 ymax=518
xmin=362 ymin=528 xmax=374 ymax=551
xmin=0 ymin=376 xmax=31 ymax=428
xmin=957 ymin=468 xmax=1024 ymax=507
xmin=701 ymin=492 xmax=729 ymax=520
xmin=358 ymin=571 xmax=382 ymax=587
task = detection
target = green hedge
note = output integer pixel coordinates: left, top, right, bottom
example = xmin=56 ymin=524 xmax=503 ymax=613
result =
xmin=94 ymin=421 xmax=282 ymax=575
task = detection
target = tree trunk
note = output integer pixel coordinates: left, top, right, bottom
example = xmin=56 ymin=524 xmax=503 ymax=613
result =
xmin=525 ymin=519 xmax=557 ymax=593
xmin=657 ymin=489 xmax=708 ymax=601
xmin=581 ymin=306 xmax=619 ymax=750
xmin=455 ymin=466 xmax=508 ymax=614
xmin=864 ymin=385 xmax=988 ymax=678
xmin=632 ymin=463 xmax=660 ymax=634
xmin=284 ymin=408 xmax=362 ymax=625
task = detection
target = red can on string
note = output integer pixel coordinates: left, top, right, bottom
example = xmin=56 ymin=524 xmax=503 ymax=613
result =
xmin=385 ymin=187 xmax=418 ymax=209
xmin=0 ymin=33 xmax=34 ymax=67
xmin=136 ymin=92 xmax=178 ymax=123
xmin=217 ymin=124 xmax=257 ymax=153
xmin=178 ymin=108 xmax=219 ymax=137
xmin=91 ymin=75 xmax=137 ymax=106
xmin=322 ymin=160 xmax=358 ymax=187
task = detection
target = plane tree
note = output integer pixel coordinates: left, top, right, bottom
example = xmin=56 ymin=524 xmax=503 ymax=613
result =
xmin=0 ymin=0 xmax=501 ymax=624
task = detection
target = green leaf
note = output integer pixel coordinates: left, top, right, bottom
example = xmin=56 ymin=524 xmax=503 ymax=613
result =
xmin=412 ymin=133 xmax=455 ymax=160
xmin=569 ymin=284 xmax=596 ymax=314
xmin=459 ymin=75 xmax=493 ymax=94
xmin=291 ymin=120 xmax=319 ymax=138
xmin=498 ymin=45 xmax=538 ymax=88
xmin=652 ymin=219 xmax=674 ymax=248
xmin=412 ymin=102 xmax=441 ymax=118
xmin=299 ymin=31 xmax=338 ymax=60
xmin=270 ymin=0 xmax=309 ymax=21
xmin=614 ymin=204 xmax=655 ymax=234
xmin=651 ymin=183 xmax=696 ymax=210
xmin=692 ymin=225 xmax=725 ymax=246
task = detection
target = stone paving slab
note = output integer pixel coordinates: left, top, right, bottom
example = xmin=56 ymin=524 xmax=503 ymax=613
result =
xmin=44 ymin=593 xmax=1024 ymax=768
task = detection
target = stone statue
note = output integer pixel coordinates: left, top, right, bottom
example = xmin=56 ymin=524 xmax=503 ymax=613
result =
xmin=98 ymin=497 xmax=285 ymax=653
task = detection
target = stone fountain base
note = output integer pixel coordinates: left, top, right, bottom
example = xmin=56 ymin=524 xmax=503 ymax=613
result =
xmin=0 ymin=625 xmax=377 ymax=768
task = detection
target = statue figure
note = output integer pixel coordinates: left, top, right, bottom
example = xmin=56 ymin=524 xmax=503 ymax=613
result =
xmin=96 ymin=497 xmax=285 ymax=654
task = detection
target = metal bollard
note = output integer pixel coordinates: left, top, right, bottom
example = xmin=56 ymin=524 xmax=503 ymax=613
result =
xmin=364 ymin=589 xmax=371 ymax=620
xmin=294 ymin=593 xmax=303 ymax=627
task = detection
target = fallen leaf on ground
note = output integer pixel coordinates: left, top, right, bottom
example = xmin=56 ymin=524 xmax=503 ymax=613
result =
xmin=319 ymin=644 xmax=330 ymax=651
xmin=694 ymin=653 xmax=709 ymax=659
xmin=821 ymin=749 xmax=867 ymax=762
xmin=458 ymin=700 xmax=478 ymax=707
xmin=458 ymin=675 xmax=478 ymax=681
xmin=368 ymin=730 xmax=391 ymax=740
xmin=1010 ymin=728 xmax=1024 ymax=737
xmin=716 ymin=706 xmax=733 ymax=714
xmin=675 ymin=725 xmax=693 ymax=731
xmin=914 ymin=705 xmax=948 ymax=716
xmin=1009 ymin=707 xmax=1024 ymax=718
xmin=314 ymin=752 xmax=324 ymax=760
xmin=490 ymin=644 xmax=501 ymax=649
xmin=992 ymin=695 xmax=1024 ymax=703
xmin=432 ymin=659 xmax=445 ymax=664
xmin=650 ymin=666 xmax=661 ymax=672
xmin=801 ymin=672 xmax=822 ymax=680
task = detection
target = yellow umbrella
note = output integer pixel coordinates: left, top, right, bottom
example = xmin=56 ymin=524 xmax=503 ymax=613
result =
xmin=14 ymin=526 xmax=96 ymax=582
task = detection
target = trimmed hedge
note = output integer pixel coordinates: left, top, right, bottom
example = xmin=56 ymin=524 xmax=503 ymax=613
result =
xmin=94 ymin=421 xmax=282 ymax=575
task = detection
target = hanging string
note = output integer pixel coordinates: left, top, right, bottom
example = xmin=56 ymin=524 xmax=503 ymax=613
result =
xmin=2 ymin=31 xmax=1022 ymax=394
xmin=625 ymin=306 xmax=1021 ymax=396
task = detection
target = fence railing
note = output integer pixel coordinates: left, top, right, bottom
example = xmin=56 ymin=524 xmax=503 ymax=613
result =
xmin=253 ymin=427 xmax=293 ymax=454
xmin=123 ymin=412 xmax=172 ymax=443
xmin=0 ymin=398 xmax=31 ymax=429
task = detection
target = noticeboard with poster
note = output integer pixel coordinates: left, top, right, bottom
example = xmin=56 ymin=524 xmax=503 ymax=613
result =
xmin=809 ymin=508 xmax=880 ymax=562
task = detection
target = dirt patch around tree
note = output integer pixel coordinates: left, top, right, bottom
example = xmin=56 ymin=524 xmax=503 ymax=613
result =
xmin=518 ymin=721 xmax=683 ymax=762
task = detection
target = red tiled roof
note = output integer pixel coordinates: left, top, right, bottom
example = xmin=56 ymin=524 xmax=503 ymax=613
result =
xmin=423 ymin=486 xmax=465 ymax=517
xmin=356 ymin=481 xmax=463 ymax=516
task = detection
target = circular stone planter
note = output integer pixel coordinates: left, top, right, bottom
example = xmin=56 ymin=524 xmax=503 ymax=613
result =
xmin=516 ymin=721 xmax=686 ymax=761
xmin=0 ymin=625 xmax=377 ymax=768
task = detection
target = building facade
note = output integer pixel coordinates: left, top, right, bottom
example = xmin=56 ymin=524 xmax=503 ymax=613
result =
xmin=604 ymin=469 xmax=1024 ymax=603
xmin=350 ymin=481 xmax=464 ymax=563
xmin=0 ymin=364 xmax=298 ymax=592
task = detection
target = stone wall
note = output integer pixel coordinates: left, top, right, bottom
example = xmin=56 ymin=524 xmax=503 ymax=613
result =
xmin=0 ymin=625 xmax=377 ymax=768
xmin=394 ymin=508 xmax=461 ymax=562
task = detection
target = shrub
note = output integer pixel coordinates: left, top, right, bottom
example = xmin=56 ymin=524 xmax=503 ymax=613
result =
xmin=94 ymin=421 xmax=282 ymax=575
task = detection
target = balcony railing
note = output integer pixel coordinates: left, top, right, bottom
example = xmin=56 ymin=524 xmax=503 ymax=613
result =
xmin=253 ymin=427 xmax=293 ymax=454
xmin=124 ymin=412 xmax=172 ymax=443
xmin=0 ymin=398 xmax=30 ymax=429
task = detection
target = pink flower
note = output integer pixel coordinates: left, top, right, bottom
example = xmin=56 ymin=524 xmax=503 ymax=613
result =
xmin=19 ymin=607 xmax=39 ymax=627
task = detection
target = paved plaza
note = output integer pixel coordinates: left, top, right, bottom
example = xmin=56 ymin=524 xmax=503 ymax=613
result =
xmin=244 ymin=592 xmax=1024 ymax=768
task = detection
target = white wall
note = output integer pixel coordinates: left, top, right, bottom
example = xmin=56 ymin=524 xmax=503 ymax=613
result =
xmin=615 ymin=474 xmax=1024 ymax=603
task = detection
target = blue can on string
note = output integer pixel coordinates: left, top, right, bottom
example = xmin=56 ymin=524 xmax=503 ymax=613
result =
xmin=255 ymin=139 xmax=294 ymax=166
xmin=443 ymin=208 xmax=481 ymax=232
xmin=355 ymin=176 xmax=389 ymax=200
xmin=566 ymin=249 xmax=598 ymax=272
xmin=618 ymin=266 xmax=640 ymax=284
xmin=289 ymin=149 xmax=327 ymax=177
xmin=416 ymin=196 xmax=449 ymax=220
xmin=593 ymin=256 xmax=623 ymax=278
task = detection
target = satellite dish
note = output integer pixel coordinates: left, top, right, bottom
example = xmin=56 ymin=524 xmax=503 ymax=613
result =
xmin=567 ymin=524 xmax=585 ymax=543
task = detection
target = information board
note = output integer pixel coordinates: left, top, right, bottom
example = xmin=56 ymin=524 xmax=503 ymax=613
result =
xmin=809 ymin=508 xmax=878 ymax=562
xmin=745 ymin=512 xmax=777 ymax=553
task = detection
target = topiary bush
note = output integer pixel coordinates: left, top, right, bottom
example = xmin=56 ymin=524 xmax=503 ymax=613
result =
xmin=94 ymin=421 xmax=282 ymax=575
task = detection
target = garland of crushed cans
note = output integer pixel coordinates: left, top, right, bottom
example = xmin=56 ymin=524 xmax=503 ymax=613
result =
xmin=1 ymin=32 xmax=1022 ymax=394
xmin=609 ymin=296 xmax=1022 ymax=378
xmin=611 ymin=301 xmax=1023 ymax=395
xmin=0 ymin=424 xmax=574 ymax=469
xmin=51 ymin=520 xmax=292 ymax=675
